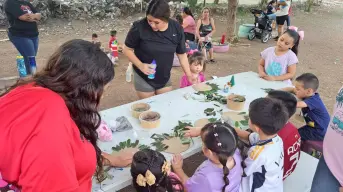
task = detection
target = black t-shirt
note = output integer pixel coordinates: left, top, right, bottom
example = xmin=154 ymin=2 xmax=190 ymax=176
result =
xmin=4 ymin=0 xmax=39 ymax=37
xmin=125 ymin=18 xmax=186 ymax=89
xmin=267 ymin=5 xmax=274 ymax=15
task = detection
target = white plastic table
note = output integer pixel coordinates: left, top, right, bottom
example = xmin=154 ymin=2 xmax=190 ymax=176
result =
xmin=92 ymin=71 xmax=318 ymax=192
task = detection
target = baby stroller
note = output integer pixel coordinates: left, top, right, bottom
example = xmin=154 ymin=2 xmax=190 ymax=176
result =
xmin=248 ymin=9 xmax=273 ymax=43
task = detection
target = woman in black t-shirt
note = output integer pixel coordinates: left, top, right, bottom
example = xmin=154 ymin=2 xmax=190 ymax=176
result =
xmin=123 ymin=0 xmax=195 ymax=99
xmin=4 ymin=0 xmax=41 ymax=75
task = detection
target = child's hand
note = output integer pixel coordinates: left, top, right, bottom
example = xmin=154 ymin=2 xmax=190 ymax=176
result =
xmin=263 ymin=75 xmax=275 ymax=81
xmin=184 ymin=126 xmax=201 ymax=137
xmin=172 ymin=154 xmax=184 ymax=171
xmin=258 ymin=72 xmax=267 ymax=78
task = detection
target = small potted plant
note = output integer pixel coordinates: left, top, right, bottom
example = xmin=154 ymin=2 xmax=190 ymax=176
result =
xmin=213 ymin=34 xmax=230 ymax=53
xmin=227 ymin=94 xmax=246 ymax=111
xmin=139 ymin=111 xmax=161 ymax=129
xmin=131 ymin=103 xmax=151 ymax=119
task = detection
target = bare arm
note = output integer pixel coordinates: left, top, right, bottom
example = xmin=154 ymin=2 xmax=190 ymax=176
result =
xmin=195 ymin=19 xmax=202 ymax=39
xmin=177 ymin=53 xmax=193 ymax=79
xmin=281 ymin=87 xmax=295 ymax=93
xmin=258 ymin=58 xmax=267 ymax=77
xmin=297 ymin=101 xmax=308 ymax=108
xmin=32 ymin=13 xmax=41 ymax=21
xmin=235 ymin=128 xmax=251 ymax=142
xmin=182 ymin=20 xmax=189 ymax=29
xmin=273 ymin=64 xmax=296 ymax=81
xmin=207 ymin=18 xmax=216 ymax=37
xmin=123 ymin=45 xmax=143 ymax=69
xmin=173 ymin=168 xmax=189 ymax=185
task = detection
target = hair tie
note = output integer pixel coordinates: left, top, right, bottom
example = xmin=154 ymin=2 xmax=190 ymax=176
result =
xmin=136 ymin=170 xmax=156 ymax=187
xmin=288 ymin=26 xmax=304 ymax=40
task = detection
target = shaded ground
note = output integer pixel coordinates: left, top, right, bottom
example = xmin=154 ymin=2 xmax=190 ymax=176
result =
xmin=1 ymin=3 xmax=343 ymax=191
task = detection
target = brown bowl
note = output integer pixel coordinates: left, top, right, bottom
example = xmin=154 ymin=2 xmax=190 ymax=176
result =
xmin=227 ymin=94 xmax=246 ymax=111
xmin=139 ymin=111 xmax=161 ymax=129
xmin=131 ymin=103 xmax=151 ymax=119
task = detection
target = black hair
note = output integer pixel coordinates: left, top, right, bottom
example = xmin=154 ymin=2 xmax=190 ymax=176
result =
xmin=131 ymin=149 xmax=184 ymax=192
xmin=295 ymin=73 xmax=319 ymax=91
xmin=201 ymin=122 xmax=246 ymax=192
xmin=175 ymin=14 xmax=183 ymax=25
xmin=188 ymin=51 xmax=206 ymax=71
xmin=268 ymin=0 xmax=276 ymax=5
xmin=183 ymin=7 xmax=194 ymax=18
xmin=146 ymin=0 xmax=171 ymax=22
xmin=249 ymin=98 xmax=289 ymax=135
xmin=268 ymin=90 xmax=297 ymax=118
xmin=110 ymin=30 xmax=117 ymax=37
xmin=283 ymin=29 xmax=300 ymax=55
xmin=2 ymin=39 xmax=115 ymax=181
xmin=92 ymin=33 xmax=98 ymax=38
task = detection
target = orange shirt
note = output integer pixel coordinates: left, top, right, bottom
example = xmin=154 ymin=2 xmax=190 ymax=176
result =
xmin=0 ymin=84 xmax=96 ymax=192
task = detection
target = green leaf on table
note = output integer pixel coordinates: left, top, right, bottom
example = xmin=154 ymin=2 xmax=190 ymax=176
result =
xmin=240 ymin=120 xmax=249 ymax=126
xmin=238 ymin=112 xmax=246 ymax=115
xmin=132 ymin=140 xmax=139 ymax=148
xmin=138 ymin=144 xmax=150 ymax=150
xmin=119 ymin=142 xmax=126 ymax=149
xmin=244 ymin=115 xmax=249 ymax=121
xmin=126 ymin=139 xmax=131 ymax=147
xmin=235 ymin=121 xmax=240 ymax=128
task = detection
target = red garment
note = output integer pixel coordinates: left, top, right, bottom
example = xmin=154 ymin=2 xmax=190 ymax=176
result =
xmin=108 ymin=36 xmax=116 ymax=49
xmin=278 ymin=122 xmax=301 ymax=180
xmin=0 ymin=84 xmax=96 ymax=192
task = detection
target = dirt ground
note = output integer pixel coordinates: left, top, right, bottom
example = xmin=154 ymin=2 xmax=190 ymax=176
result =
xmin=1 ymin=3 xmax=343 ymax=191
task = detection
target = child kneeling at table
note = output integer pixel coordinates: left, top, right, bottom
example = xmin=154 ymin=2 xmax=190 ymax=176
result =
xmin=235 ymin=98 xmax=288 ymax=192
xmin=283 ymin=73 xmax=330 ymax=141
xmin=130 ymin=149 xmax=184 ymax=192
xmin=172 ymin=122 xmax=244 ymax=192
xmin=267 ymin=90 xmax=301 ymax=180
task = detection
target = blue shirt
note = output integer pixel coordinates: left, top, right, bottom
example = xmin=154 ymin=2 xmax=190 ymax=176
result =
xmin=302 ymin=93 xmax=330 ymax=136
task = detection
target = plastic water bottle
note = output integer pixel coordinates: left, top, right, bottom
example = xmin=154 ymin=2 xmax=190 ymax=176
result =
xmin=28 ymin=56 xmax=37 ymax=75
xmin=16 ymin=55 xmax=27 ymax=77
xmin=148 ymin=60 xmax=156 ymax=79
xmin=126 ymin=62 xmax=132 ymax=82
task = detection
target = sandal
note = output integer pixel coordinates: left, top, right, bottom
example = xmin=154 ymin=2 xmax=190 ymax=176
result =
xmin=210 ymin=59 xmax=215 ymax=63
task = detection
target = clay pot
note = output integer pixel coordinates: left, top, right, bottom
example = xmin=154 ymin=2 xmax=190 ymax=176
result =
xmin=139 ymin=111 xmax=161 ymax=129
xmin=131 ymin=103 xmax=151 ymax=119
xmin=227 ymin=94 xmax=246 ymax=111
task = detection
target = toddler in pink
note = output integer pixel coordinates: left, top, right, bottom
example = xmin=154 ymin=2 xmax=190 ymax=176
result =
xmin=180 ymin=51 xmax=206 ymax=88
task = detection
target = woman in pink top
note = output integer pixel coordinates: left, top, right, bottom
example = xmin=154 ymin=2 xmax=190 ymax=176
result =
xmin=182 ymin=7 xmax=196 ymax=41
xmin=311 ymin=86 xmax=343 ymax=192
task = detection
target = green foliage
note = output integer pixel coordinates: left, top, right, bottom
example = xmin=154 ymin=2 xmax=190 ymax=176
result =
xmin=112 ymin=139 xmax=150 ymax=152
xmin=261 ymin=88 xmax=274 ymax=93
xmin=187 ymin=0 xmax=198 ymax=9
xmin=195 ymin=83 xmax=227 ymax=104
xmin=150 ymin=121 xmax=193 ymax=152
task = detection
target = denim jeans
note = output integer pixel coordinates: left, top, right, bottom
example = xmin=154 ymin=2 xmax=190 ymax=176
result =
xmin=287 ymin=15 xmax=291 ymax=27
xmin=310 ymin=156 xmax=341 ymax=192
xmin=8 ymin=32 xmax=39 ymax=75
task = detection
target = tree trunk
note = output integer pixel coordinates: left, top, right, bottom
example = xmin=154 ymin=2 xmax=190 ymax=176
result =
xmin=203 ymin=0 xmax=206 ymax=7
xmin=227 ymin=0 xmax=238 ymax=43
xmin=214 ymin=0 xmax=220 ymax=4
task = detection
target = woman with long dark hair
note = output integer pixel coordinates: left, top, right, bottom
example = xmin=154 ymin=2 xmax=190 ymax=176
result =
xmin=4 ymin=0 xmax=41 ymax=75
xmin=181 ymin=7 xmax=196 ymax=41
xmin=0 ymin=40 xmax=135 ymax=191
xmin=123 ymin=0 xmax=195 ymax=99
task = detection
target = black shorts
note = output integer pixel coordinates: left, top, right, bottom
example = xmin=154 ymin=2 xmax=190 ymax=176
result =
xmin=276 ymin=15 xmax=288 ymax=25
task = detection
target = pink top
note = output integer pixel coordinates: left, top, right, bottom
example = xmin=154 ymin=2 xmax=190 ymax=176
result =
xmin=180 ymin=73 xmax=205 ymax=88
xmin=323 ymin=86 xmax=343 ymax=186
xmin=183 ymin=15 xmax=196 ymax=34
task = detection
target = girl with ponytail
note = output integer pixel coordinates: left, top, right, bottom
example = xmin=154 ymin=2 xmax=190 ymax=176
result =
xmin=172 ymin=122 xmax=244 ymax=192
xmin=258 ymin=29 xmax=302 ymax=85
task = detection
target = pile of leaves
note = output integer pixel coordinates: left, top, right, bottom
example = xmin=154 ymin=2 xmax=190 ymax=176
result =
xmin=112 ymin=139 xmax=150 ymax=152
xmin=195 ymin=83 xmax=227 ymax=104
xmin=151 ymin=121 xmax=193 ymax=152
xmin=233 ymin=112 xmax=249 ymax=128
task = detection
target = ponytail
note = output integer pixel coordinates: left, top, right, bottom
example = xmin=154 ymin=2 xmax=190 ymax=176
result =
xmin=218 ymin=154 xmax=230 ymax=192
xmin=284 ymin=29 xmax=300 ymax=56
